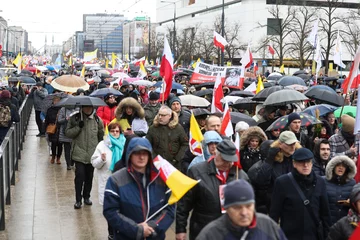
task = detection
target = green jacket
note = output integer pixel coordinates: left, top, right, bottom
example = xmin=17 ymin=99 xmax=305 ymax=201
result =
xmin=65 ymin=111 xmax=104 ymax=164
xmin=144 ymin=102 xmax=161 ymax=126
xmin=146 ymin=110 xmax=188 ymax=169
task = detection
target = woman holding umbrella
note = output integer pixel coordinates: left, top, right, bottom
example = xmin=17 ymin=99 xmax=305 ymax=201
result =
xmin=45 ymin=96 xmax=62 ymax=164
xmin=96 ymin=94 xmax=118 ymax=128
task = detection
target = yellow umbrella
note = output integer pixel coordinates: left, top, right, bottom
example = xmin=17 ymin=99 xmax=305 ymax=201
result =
xmin=51 ymin=75 xmax=90 ymax=93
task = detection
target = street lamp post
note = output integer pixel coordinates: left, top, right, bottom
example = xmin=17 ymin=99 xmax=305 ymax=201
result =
xmin=161 ymin=1 xmax=176 ymax=57
xmin=221 ymin=0 xmax=225 ymax=66
xmin=148 ymin=17 xmax=151 ymax=61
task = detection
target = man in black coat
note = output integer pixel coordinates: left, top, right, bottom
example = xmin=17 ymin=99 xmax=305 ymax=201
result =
xmin=270 ymin=148 xmax=331 ymax=240
xmin=176 ymin=139 xmax=249 ymax=240
xmin=286 ymin=112 xmax=311 ymax=149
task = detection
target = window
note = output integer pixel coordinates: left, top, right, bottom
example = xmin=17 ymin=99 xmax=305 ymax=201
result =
xmin=267 ymin=18 xmax=282 ymax=36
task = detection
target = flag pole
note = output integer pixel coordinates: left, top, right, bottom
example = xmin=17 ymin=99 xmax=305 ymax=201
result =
xmin=145 ymin=203 xmax=170 ymax=223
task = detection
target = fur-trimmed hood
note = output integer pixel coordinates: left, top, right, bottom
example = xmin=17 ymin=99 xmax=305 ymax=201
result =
xmin=270 ymin=140 xmax=302 ymax=163
xmin=153 ymin=110 xmax=179 ymax=129
xmin=325 ymin=155 xmax=357 ymax=182
xmin=115 ymin=97 xmax=145 ymax=119
xmin=240 ymin=126 xmax=267 ymax=150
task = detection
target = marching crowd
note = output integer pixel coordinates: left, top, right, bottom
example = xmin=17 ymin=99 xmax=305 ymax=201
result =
xmin=14 ymin=73 xmax=360 ymax=240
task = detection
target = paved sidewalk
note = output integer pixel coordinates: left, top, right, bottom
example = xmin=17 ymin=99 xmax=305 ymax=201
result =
xmin=0 ymin=111 xmax=176 ymax=240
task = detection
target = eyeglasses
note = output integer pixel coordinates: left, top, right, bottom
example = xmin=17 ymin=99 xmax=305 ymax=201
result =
xmin=110 ymin=130 xmax=120 ymax=133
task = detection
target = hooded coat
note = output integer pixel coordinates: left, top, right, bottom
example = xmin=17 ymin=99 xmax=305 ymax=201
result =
xmin=312 ymin=140 xmax=329 ymax=177
xmin=0 ymin=98 xmax=20 ymax=143
xmin=103 ymin=137 xmax=175 ymax=240
xmin=112 ymin=97 xmax=148 ymax=136
xmin=324 ymin=156 xmax=356 ymax=225
xmin=240 ymin=127 xmax=267 ymax=172
xmin=146 ymin=111 xmax=188 ymax=169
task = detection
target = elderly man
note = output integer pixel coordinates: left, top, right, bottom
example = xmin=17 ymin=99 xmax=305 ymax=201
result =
xmin=176 ymin=139 xmax=249 ymax=240
xmin=197 ymin=180 xmax=286 ymax=240
xmin=205 ymin=115 xmax=222 ymax=133
xmin=270 ymin=148 xmax=331 ymax=240
xmin=146 ymin=105 xmax=188 ymax=169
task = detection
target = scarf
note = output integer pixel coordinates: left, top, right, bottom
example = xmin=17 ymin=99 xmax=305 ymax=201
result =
xmin=109 ymin=134 xmax=126 ymax=172
xmin=292 ymin=168 xmax=316 ymax=199
xmin=347 ymin=208 xmax=360 ymax=227
xmin=247 ymin=146 xmax=260 ymax=154
xmin=342 ymin=130 xmax=355 ymax=147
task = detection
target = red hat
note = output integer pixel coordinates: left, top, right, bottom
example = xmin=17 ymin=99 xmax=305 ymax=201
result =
xmin=0 ymin=90 xmax=11 ymax=99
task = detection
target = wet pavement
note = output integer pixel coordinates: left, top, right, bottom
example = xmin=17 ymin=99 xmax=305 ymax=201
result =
xmin=0 ymin=111 xmax=176 ymax=240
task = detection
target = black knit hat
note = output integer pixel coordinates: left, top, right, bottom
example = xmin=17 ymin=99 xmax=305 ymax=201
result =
xmin=149 ymin=91 xmax=160 ymax=101
xmin=224 ymin=179 xmax=255 ymax=209
xmin=288 ymin=112 xmax=301 ymax=124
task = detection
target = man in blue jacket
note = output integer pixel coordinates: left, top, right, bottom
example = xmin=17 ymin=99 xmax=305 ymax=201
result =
xmin=103 ymin=137 xmax=175 ymax=240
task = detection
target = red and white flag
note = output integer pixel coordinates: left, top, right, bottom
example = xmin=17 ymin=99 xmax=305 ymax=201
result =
xmin=211 ymin=74 xmax=224 ymax=113
xmin=253 ymin=61 xmax=258 ymax=74
xmin=244 ymin=82 xmax=256 ymax=93
xmin=342 ymin=46 xmax=360 ymax=94
xmin=214 ymin=31 xmax=228 ymax=52
xmin=134 ymin=56 xmax=146 ymax=66
xmin=240 ymin=44 xmax=253 ymax=70
xmin=159 ymin=37 xmax=174 ymax=101
xmin=233 ymin=132 xmax=242 ymax=169
xmin=268 ymin=43 xmax=275 ymax=55
xmin=220 ymin=101 xmax=233 ymax=137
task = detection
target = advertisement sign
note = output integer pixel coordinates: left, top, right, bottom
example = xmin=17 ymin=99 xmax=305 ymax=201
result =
xmin=190 ymin=62 xmax=242 ymax=88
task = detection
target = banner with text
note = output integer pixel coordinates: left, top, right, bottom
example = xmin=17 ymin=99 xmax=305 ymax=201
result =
xmin=190 ymin=62 xmax=242 ymax=88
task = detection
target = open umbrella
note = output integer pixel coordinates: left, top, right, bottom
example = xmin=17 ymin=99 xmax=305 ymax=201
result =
xmin=232 ymin=98 xmax=260 ymax=110
xmin=304 ymin=88 xmax=344 ymax=106
xmin=98 ymin=69 xmax=111 ymax=75
xmin=9 ymin=76 xmax=37 ymax=85
xmin=179 ymin=95 xmax=210 ymax=107
xmin=324 ymin=77 xmax=338 ymax=82
xmin=89 ymin=88 xmax=123 ymax=98
xmin=46 ymin=65 xmax=55 ymax=71
xmin=266 ymin=75 xmax=283 ymax=81
xmin=89 ymin=66 xmax=102 ymax=71
xmin=151 ymin=71 xmax=160 ymax=77
xmin=132 ymin=80 xmax=154 ymax=87
xmin=230 ymin=112 xmax=257 ymax=126
xmin=266 ymin=112 xmax=322 ymax=131
xmin=264 ymin=89 xmax=308 ymax=106
xmin=269 ymin=72 xmax=283 ymax=77
xmin=193 ymin=89 xmax=213 ymax=97
xmin=19 ymin=69 xmax=33 ymax=76
xmin=222 ymin=96 xmax=242 ymax=104
xmin=55 ymin=96 xmax=107 ymax=108
xmin=285 ymin=84 xmax=308 ymax=91
xmin=296 ymin=73 xmax=311 ymax=81
xmin=302 ymin=104 xmax=338 ymax=117
xmin=192 ymin=108 xmax=211 ymax=117
xmin=252 ymin=86 xmax=284 ymax=101
xmin=112 ymin=72 xmax=130 ymax=79
xmin=41 ymin=92 xmax=69 ymax=113
xmin=228 ymin=91 xmax=255 ymax=97
xmin=51 ymin=75 xmax=90 ymax=92
xmin=195 ymin=82 xmax=215 ymax=90
xmin=334 ymin=106 xmax=356 ymax=118
xmin=278 ymin=76 xmax=306 ymax=86
xmin=293 ymin=70 xmax=308 ymax=76
xmin=154 ymin=81 xmax=183 ymax=90
xmin=308 ymin=85 xmax=336 ymax=93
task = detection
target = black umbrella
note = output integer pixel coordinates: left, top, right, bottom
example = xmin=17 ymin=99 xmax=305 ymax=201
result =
xmin=192 ymin=108 xmax=211 ymax=117
xmin=296 ymin=73 xmax=311 ymax=81
xmin=8 ymin=76 xmax=36 ymax=85
xmin=232 ymin=98 xmax=260 ymax=110
xmin=228 ymin=91 xmax=255 ymax=97
xmin=89 ymin=88 xmax=123 ymax=98
xmin=304 ymin=88 xmax=344 ymax=106
xmin=55 ymin=96 xmax=107 ymax=107
xmin=252 ymin=86 xmax=284 ymax=101
xmin=293 ymin=70 xmax=308 ymax=76
xmin=41 ymin=92 xmax=69 ymax=113
xmin=230 ymin=112 xmax=257 ymax=126
xmin=195 ymin=82 xmax=214 ymax=90
xmin=193 ymin=89 xmax=213 ymax=97
xmin=278 ymin=76 xmax=306 ymax=86
xmin=18 ymin=70 xmax=33 ymax=76
xmin=266 ymin=75 xmax=282 ymax=81
xmin=264 ymin=89 xmax=308 ymax=106
xmin=323 ymin=76 xmax=338 ymax=82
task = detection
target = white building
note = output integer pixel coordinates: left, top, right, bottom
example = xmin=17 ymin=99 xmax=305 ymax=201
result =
xmin=156 ymin=0 xmax=360 ymax=64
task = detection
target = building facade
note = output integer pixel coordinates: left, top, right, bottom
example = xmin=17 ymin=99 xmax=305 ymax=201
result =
xmin=123 ymin=17 xmax=151 ymax=59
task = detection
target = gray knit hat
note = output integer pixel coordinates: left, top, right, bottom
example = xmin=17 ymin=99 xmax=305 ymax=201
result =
xmin=224 ymin=179 xmax=255 ymax=209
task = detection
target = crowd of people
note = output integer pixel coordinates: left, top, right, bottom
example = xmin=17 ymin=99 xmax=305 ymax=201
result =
xmin=11 ymin=68 xmax=360 ymax=240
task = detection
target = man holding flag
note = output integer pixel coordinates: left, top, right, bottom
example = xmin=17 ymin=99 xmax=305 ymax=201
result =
xmin=176 ymin=139 xmax=249 ymax=240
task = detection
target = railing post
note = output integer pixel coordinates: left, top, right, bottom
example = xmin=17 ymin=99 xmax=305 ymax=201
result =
xmin=11 ymin=127 xmax=16 ymax=186
xmin=5 ymin=144 xmax=10 ymax=205
xmin=0 ymin=155 xmax=4 ymax=231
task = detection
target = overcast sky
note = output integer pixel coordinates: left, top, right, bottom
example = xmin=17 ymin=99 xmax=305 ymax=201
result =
xmin=0 ymin=0 xmax=156 ymax=50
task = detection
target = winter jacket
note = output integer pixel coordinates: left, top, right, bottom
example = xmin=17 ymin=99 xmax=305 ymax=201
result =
xmin=329 ymin=131 xmax=360 ymax=159
xmin=196 ymin=213 xmax=287 ymax=240
xmin=270 ymin=171 xmax=331 ymax=240
xmin=240 ymin=126 xmax=267 ymax=172
xmin=178 ymin=109 xmax=191 ymax=135
xmin=103 ymin=138 xmax=175 ymax=240
xmin=146 ymin=111 xmax=188 ymax=169
xmin=111 ymin=97 xmax=148 ymax=136
xmin=0 ymin=99 xmax=20 ymax=143
xmin=45 ymin=106 xmax=61 ymax=143
xmin=29 ymin=87 xmax=48 ymax=111
xmin=312 ymin=140 xmax=329 ymax=177
xmin=97 ymin=105 xmax=117 ymax=127
xmin=324 ymin=156 xmax=356 ymax=225
xmin=65 ymin=110 xmax=104 ymax=164
xmin=144 ymin=102 xmax=161 ymax=126
xmin=176 ymin=159 xmax=249 ymax=240
xmin=91 ymin=139 xmax=120 ymax=205
xmin=326 ymin=216 xmax=356 ymax=240
xmin=57 ymin=107 xmax=76 ymax=143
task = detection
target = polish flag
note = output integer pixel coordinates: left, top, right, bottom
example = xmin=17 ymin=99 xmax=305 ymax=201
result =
xmin=159 ymin=37 xmax=174 ymax=101
xmin=220 ymin=101 xmax=233 ymax=137
xmin=233 ymin=132 xmax=242 ymax=169
xmin=244 ymin=82 xmax=256 ymax=93
xmin=253 ymin=61 xmax=258 ymax=74
xmin=214 ymin=31 xmax=228 ymax=52
xmin=134 ymin=56 xmax=146 ymax=66
xmin=240 ymin=45 xmax=253 ymax=69
xmin=211 ymin=74 xmax=224 ymax=113
xmin=342 ymin=46 xmax=360 ymax=94
xmin=268 ymin=44 xmax=275 ymax=55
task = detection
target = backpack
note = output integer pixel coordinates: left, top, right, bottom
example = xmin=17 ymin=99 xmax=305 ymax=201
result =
xmin=0 ymin=104 xmax=11 ymax=127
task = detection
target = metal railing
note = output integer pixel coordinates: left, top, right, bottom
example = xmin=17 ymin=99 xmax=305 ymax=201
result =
xmin=0 ymin=96 xmax=33 ymax=230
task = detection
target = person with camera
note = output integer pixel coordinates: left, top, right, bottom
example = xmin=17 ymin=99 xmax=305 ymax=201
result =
xmin=65 ymin=105 xmax=104 ymax=209
xmin=29 ymin=82 xmax=48 ymax=137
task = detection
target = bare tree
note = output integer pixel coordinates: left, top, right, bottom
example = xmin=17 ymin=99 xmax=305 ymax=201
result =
xmin=194 ymin=27 xmax=216 ymax=62
xmin=318 ymin=0 xmax=343 ymax=73
xmin=287 ymin=5 xmax=317 ymax=69
xmin=258 ymin=3 xmax=295 ymax=66
xmin=340 ymin=11 xmax=360 ymax=58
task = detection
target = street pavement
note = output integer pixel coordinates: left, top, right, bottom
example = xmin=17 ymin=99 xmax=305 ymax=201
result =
xmin=0 ymin=110 xmax=176 ymax=240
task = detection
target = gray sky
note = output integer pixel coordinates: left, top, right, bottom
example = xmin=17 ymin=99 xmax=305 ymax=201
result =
xmin=0 ymin=0 xmax=156 ymax=51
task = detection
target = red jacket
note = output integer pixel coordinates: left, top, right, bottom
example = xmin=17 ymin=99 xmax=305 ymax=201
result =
xmin=97 ymin=105 xmax=116 ymax=127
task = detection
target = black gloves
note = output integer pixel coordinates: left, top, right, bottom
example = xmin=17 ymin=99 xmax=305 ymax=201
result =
xmin=79 ymin=121 xmax=84 ymax=128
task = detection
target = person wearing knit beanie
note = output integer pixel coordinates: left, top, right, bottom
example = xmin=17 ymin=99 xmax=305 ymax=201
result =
xmin=287 ymin=112 xmax=311 ymax=148
xmin=0 ymin=90 xmax=11 ymax=99
xmin=168 ymin=96 xmax=181 ymax=111
xmin=341 ymin=114 xmax=355 ymax=133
